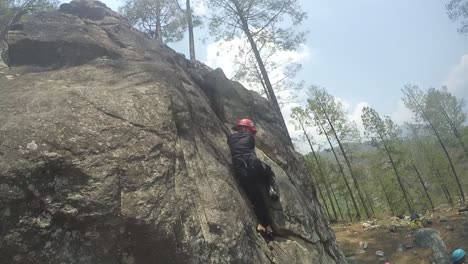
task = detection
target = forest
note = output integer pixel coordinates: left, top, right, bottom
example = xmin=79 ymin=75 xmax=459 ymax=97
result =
xmin=292 ymin=85 xmax=468 ymax=220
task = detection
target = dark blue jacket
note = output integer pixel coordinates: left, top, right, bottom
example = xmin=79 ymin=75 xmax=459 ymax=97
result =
xmin=227 ymin=132 xmax=256 ymax=159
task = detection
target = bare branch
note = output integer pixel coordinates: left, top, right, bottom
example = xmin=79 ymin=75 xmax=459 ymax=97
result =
xmin=252 ymin=0 xmax=293 ymax=36
xmin=173 ymin=0 xmax=185 ymax=13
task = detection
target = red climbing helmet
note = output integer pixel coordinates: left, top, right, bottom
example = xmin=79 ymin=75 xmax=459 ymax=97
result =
xmin=234 ymin=118 xmax=257 ymax=134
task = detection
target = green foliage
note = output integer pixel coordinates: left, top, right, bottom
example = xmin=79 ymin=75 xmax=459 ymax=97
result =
xmin=425 ymin=87 xmax=466 ymax=130
xmin=119 ymin=0 xmax=200 ymax=43
xmin=1 ymin=0 xmax=58 ymax=42
xmin=403 ymin=85 xmax=466 ymax=202
xmin=1 ymin=0 xmax=55 ymax=25
xmin=0 ymin=2 xmax=14 ymax=30
xmin=361 ymin=107 xmax=401 ymax=148
xmin=294 ymin=85 xmax=467 ymax=220
xmin=290 ymin=106 xmax=310 ymax=131
xmin=305 ymin=86 xmax=373 ymax=218
xmin=463 ymin=126 xmax=468 ymax=142
xmin=207 ymin=0 xmax=306 ymax=46
xmin=232 ymin=43 xmax=304 ymax=106
xmin=404 ymin=85 xmax=466 ymax=144
xmin=1 ymin=0 xmax=58 ymax=16
xmin=307 ymin=86 xmax=360 ymax=143
xmin=0 ymin=1 xmax=14 ymax=18
xmin=446 ymin=0 xmax=468 ymax=34
xmin=361 ymin=106 xmax=416 ymax=214
xmin=207 ymin=0 xmax=307 ymax=111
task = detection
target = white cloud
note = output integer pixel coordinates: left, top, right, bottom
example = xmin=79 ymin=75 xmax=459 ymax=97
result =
xmin=334 ymin=99 xmax=369 ymax=138
xmin=389 ymin=100 xmax=415 ymax=125
xmin=204 ymin=38 xmax=311 ymax=92
xmin=348 ymin=101 xmax=369 ymax=135
xmin=388 ymin=55 xmax=468 ymax=128
xmin=192 ymin=0 xmax=207 ymax=16
xmin=335 ymin=97 xmax=350 ymax=110
xmin=282 ymin=101 xmax=307 ymax=138
xmin=204 ymin=38 xmax=245 ymax=79
xmin=445 ymin=54 xmax=468 ymax=104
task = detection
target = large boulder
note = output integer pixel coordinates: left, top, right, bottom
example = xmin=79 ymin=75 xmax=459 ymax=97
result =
xmin=0 ymin=1 xmax=346 ymax=263
xmin=414 ymin=228 xmax=451 ymax=264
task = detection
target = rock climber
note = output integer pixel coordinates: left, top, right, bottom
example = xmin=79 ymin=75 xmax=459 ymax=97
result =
xmin=227 ymin=118 xmax=279 ymax=240
xmin=453 ymin=248 xmax=466 ymax=264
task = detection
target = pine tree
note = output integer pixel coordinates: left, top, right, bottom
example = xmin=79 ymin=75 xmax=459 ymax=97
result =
xmin=402 ymin=85 xmax=465 ymax=203
xmin=308 ymin=86 xmax=371 ymax=218
xmin=208 ymin=0 xmax=307 ymax=143
xmin=362 ymin=106 xmax=414 ymax=214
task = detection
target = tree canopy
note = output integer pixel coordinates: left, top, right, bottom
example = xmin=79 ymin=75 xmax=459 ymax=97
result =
xmin=447 ymin=0 xmax=468 ymax=34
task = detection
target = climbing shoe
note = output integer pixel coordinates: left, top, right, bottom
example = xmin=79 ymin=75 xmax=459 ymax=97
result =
xmin=257 ymin=224 xmax=274 ymax=241
xmin=268 ymin=186 xmax=279 ymax=201
xmin=264 ymin=225 xmax=274 ymax=241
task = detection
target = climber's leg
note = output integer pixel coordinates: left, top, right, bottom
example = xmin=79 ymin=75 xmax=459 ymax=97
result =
xmin=235 ymin=167 xmax=273 ymax=229
xmin=233 ymin=159 xmax=275 ymax=240
xmin=252 ymin=159 xmax=279 ymax=201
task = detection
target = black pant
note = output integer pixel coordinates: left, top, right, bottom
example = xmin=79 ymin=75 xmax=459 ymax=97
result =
xmin=233 ymin=156 xmax=275 ymax=227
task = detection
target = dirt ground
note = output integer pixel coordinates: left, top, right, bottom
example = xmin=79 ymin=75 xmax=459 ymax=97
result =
xmin=332 ymin=206 xmax=468 ymax=264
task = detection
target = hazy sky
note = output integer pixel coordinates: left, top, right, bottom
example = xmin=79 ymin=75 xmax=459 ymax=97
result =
xmin=62 ymin=0 xmax=467 ymax=149
xmin=295 ymin=0 xmax=468 ymax=120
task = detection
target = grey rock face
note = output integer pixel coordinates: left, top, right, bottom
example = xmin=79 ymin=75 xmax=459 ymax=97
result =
xmin=0 ymin=1 xmax=346 ymax=263
xmin=0 ymin=40 xmax=8 ymax=68
xmin=414 ymin=228 xmax=451 ymax=264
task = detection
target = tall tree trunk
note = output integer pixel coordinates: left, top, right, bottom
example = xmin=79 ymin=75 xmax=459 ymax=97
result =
xmin=407 ymin=91 xmax=465 ymax=202
xmin=299 ymin=119 xmax=338 ymax=220
xmin=407 ymin=190 xmax=417 ymax=213
xmin=318 ymin=121 xmax=361 ymax=219
xmin=255 ymin=66 xmax=271 ymax=101
xmin=364 ymin=188 xmax=376 ymax=215
xmin=320 ymin=178 xmax=339 ymax=220
xmin=331 ymin=185 xmax=345 ymax=221
xmin=378 ymin=132 xmax=414 ymax=214
xmin=344 ymin=193 xmax=353 ymax=222
xmin=319 ymin=103 xmax=371 ymax=218
xmin=438 ymin=101 xmax=468 ymax=158
xmin=433 ymin=126 xmax=465 ymax=201
xmin=156 ymin=2 xmax=163 ymax=43
xmin=435 ymin=169 xmax=454 ymax=206
xmin=442 ymin=186 xmax=451 ymax=206
xmin=305 ymin=163 xmax=336 ymax=220
xmin=186 ymin=0 xmax=196 ymax=61
xmin=376 ymin=173 xmax=395 ymax=215
xmin=234 ymin=2 xmax=292 ymax=145
xmin=323 ymin=179 xmax=339 ymax=220
xmin=447 ymin=166 xmax=464 ymax=204
xmin=317 ymin=184 xmax=332 ymax=220
xmin=410 ymin=126 xmax=455 ymax=207
xmin=413 ymin=164 xmax=434 ymax=210
xmin=446 ymin=188 xmax=455 ymax=207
